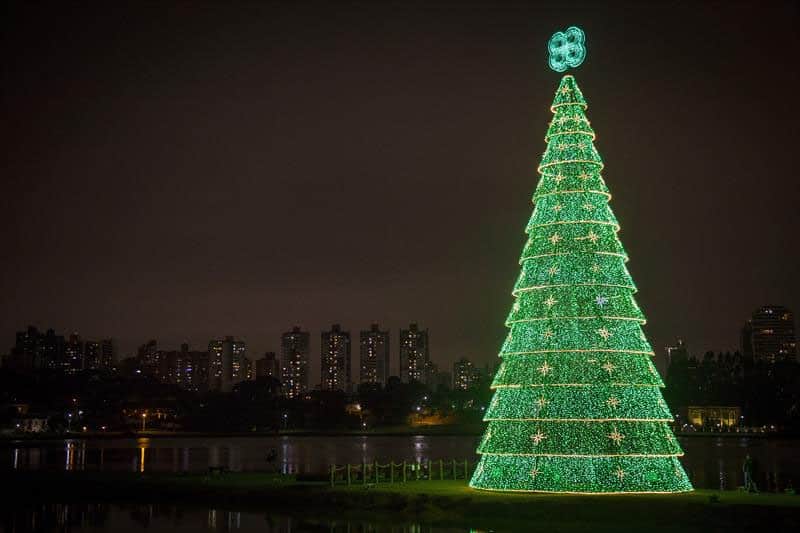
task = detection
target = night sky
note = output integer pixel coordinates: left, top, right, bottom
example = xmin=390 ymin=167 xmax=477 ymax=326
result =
xmin=2 ymin=2 xmax=799 ymax=381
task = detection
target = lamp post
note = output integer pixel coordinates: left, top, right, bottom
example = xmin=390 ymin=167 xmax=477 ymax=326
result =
xmin=141 ymin=412 xmax=147 ymax=432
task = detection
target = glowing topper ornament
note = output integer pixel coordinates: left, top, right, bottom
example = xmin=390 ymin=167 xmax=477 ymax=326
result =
xmin=548 ymin=26 xmax=586 ymax=72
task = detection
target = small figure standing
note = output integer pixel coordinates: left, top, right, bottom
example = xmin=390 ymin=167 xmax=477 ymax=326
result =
xmin=266 ymin=448 xmax=278 ymax=473
xmin=743 ymin=454 xmax=758 ymax=492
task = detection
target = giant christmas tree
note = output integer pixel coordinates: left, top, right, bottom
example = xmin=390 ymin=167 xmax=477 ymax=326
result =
xmin=469 ymin=31 xmax=692 ymax=494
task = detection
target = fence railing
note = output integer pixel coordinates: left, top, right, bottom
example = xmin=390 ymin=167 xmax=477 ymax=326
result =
xmin=329 ymin=459 xmax=472 ymax=486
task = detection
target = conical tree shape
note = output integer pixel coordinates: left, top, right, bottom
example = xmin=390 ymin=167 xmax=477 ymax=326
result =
xmin=469 ymin=75 xmax=692 ymax=493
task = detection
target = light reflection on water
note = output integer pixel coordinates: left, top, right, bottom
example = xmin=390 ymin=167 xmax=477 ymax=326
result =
xmin=4 ymin=434 xmax=800 ymax=491
xmin=0 ymin=503 xmax=471 ymax=533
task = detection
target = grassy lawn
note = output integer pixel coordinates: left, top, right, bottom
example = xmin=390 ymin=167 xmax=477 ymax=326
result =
xmin=5 ymin=472 xmax=798 ymax=532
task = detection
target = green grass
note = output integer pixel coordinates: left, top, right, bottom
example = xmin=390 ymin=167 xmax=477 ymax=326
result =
xmin=5 ymin=471 xmax=798 ymax=532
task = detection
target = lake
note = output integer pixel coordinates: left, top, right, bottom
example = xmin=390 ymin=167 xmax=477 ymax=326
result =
xmin=3 ymin=434 xmax=799 ymax=491
xmin=0 ymin=503 xmax=463 ymax=532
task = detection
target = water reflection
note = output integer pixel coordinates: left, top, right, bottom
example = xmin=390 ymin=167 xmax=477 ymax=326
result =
xmin=0 ymin=504 xmax=469 ymax=532
xmin=5 ymin=434 xmax=800 ymax=491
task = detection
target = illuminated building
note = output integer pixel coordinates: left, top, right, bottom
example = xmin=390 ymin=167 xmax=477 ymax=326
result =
xmin=137 ymin=339 xmax=159 ymax=376
xmin=83 ymin=341 xmax=101 ymax=370
xmin=687 ymin=406 xmax=741 ymax=429
xmin=321 ymin=324 xmax=351 ymax=391
xmin=13 ymin=326 xmax=44 ymax=370
xmin=281 ymin=326 xmax=310 ymax=398
xmin=42 ymin=329 xmax=67 ymax=371
xmin=100 ymin=339 xmax=115 ymax=369
xmin=208 ymin=336 xmax=247 ymax=392
xmin=453 ymin=357 xmax=480 ymax=390
xmin=741 ymin=305 xmax=797 ymax=363
xmin=256 ymin=352 xmax=281 ymax=379
xmin=65 ymin=333 xmax=84 ymax=373
xmin=155 ymin=343 xmax=209 ymax=391
xmin=399 ymin=323 xmax=429 ymax=383
xmin=359 ymin=323 xmax=390 ymax=385
xmin=8 ymin=326 xmax=65 ymax=371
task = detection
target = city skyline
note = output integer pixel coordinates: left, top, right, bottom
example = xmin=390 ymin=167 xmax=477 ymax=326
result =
xmin=8 ymin=302 xmax=797 ymax=390
xmin=2 ymin=3 xmax=799 ymax=382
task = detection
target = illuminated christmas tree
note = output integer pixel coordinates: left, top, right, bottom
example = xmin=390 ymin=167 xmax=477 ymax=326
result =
xmin=469 ymin=29 xmax=692 ymax=494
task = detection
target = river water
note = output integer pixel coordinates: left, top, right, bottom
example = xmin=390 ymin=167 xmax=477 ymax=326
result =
xmin=3 ymin=435 xmax=800 ymax=491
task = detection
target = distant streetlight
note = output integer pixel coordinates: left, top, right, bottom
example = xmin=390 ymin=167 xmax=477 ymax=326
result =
xmin=141 ymin=413 xmax=147 ymax=432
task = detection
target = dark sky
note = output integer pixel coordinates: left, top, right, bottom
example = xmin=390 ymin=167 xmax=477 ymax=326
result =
xmin=2 ymin=1 xmax=799 ymax=381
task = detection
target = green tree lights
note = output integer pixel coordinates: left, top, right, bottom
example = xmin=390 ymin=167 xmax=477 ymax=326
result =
xmin=469 ymin=75 xmax=693 ymax=493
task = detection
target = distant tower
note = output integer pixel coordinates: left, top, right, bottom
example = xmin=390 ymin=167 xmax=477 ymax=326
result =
xmin=399 ymin=323 xmax=429 ymax=383
xmin=281 ymin=326 xmax=310 ymax=398
xmin=321 ymin=324 xmax=351 ymax=391
xmin=42 ymin=329 xmax=66 ymax=371
xmin=65 ymin=332 xmax=85 ymax=374
xmin=741 ymin=305 xmax=797 ymax=362
xmin=137 ymin=339 xmax=159 ymax=376
xmin=11 ymin=326 xmax=46 ymax=371
xmin=453 ymin=357 xmax=477 ymax=391
xmin=256 ymin=352 xmax=281 ymax=379
xmin=208 ymin=336 xmax=246 ymax=392
xmin=100 ymin=339 xmax=115 ymax=369
xmin=83 ymin=341 xmax=101 ymax=370
xmin=360 ymin=323 xmax=390 ymax=386
xmin=665 ymin=339 xmax=689 ymax=367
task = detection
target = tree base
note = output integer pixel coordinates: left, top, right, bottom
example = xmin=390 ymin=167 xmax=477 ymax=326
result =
xmin=470 ymin=454 xmax=693 ymax=493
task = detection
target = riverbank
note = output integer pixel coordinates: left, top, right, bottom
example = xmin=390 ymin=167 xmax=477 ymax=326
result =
xmin=4 ymin=471 xmax=798 ymax=532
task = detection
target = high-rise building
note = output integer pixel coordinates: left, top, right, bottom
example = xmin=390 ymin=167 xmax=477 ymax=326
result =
xmin=741 ymin=305 xmax=797 ymax=363
xmin=100 ymin=339 xmax=115 ymax=369
xmin=9 ymin=326 xmax=45 ymax=371
xmin=189 ymin=349 xmax=211 ymax=392
xmin=208 ymin=336 xmax=247 ymax=392
xmin=153 ymin=343 xmax=209 ymax=390
xmin=83 ymin=341 xmax=101 ymax=370
xmin=241 ymin=356 xmax=253 ymax=382
xmin=359 ymin=323 xmax=390 ymax=386
xmin=422 ymin=360 xmax=439 ymax=387
xmin=321 ymin=324 xmax=351 ymax=391
xmin=8 ymin=327 xmax=77 ymax=372
xmin=65 ymin=333 xmax=84 ymax=373
xmin=453 ymin=357 xmax=481 ymax=390
xmin=137 ymin=339 xmax=159 ymax=376
xmin=42 ymin=329 xmax=66 ymax=371
xmin=665 ymin=339 xmax=690 ymax=367
xmin=256 ymin=352 xmax=280 ymax=379
xmin=399 ymin=323 xmax=429 ymax=383
xmin=281 ymin=326 xmax=310 ymax=398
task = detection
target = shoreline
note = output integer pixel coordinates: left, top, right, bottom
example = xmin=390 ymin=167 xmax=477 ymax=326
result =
xmin=3 ymin=471 xmax=799 ymax=532
xmin=1 ymin=428 xmax=795 ymax=444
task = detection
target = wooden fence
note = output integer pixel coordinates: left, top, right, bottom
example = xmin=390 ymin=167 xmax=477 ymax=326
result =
xmin=329 ymin=459 xmax=472 ymax=486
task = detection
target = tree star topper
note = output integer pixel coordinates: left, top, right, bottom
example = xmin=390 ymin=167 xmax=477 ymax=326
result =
xmin=548 ymin=26 xmax=586 ymax=72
